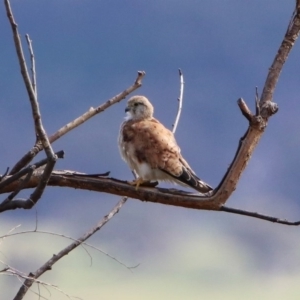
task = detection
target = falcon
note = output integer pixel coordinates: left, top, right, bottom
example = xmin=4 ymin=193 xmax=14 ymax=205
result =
xmin=118 ymin=95 xmax=213 ymax=193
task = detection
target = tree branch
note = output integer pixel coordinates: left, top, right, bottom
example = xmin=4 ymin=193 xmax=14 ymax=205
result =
xmin=220 ymin=206 xmax=300 ymax=226
xmin=5 ymin=0 xmax=58 ymax=208
xmin=172 ymin=68 xmax=184 ymax=134
xmin=209 ymin=2 xmax=300 ymax=203
xmin=9 ymin=71 xmax=146 ymax=175
xmin=13 ymin=197 xmax=127 ymax=300
xmin=5 ymin=0 xmax=53 ymax=156
xmin=25 ymin=34 xmax=37 ymax=96
xmin=1 ymin=171 xmax=299 ymax=225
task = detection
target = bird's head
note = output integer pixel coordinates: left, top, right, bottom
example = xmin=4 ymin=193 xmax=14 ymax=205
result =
xmin=125 ymin=95 xmax=154 ymax=120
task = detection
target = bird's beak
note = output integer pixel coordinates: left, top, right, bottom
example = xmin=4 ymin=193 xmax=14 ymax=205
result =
xmin=125 ymin=107 xmax=130 ymax=113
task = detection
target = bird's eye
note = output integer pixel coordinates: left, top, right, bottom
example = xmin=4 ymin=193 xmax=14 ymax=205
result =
xmin=134 ymin=103 xmax=139 ymax=107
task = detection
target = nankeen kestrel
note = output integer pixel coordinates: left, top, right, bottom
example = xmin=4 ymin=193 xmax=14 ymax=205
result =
xmin=118 ymin=95 xmax=213 ymax=193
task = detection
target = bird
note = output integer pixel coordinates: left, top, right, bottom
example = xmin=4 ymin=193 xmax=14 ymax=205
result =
xmin=118 ymin=95 xmax=213 ymax=193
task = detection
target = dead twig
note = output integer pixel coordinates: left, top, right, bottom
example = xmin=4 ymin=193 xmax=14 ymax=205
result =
xmin=220 ymin=206 xmax=300 ymax=226
xmin=0 ymin=227 xmax=136 ymax=271
xmin=172 ymin=68 xmax=184 ymax=134
xmin=25 ymin=34 xmax=37 ymax=97
xmin=1 ymin=265 xmax=82 ymax=299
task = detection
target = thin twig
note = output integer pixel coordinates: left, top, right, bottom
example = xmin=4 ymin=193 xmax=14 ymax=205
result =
xmin=0 ymin=224 xmax=21 ymax=247
xmin=172 ymin=68 xmax=184 ymax=134
xmin=25 ymin=34 xmax=37 ymax=97
xmin=1 ymin=268 xmax=81 ymax=299
xmin=220 ymin=206 xmax=300 ymax=226
xmin=255 ymin=87 xmax=260 ymax=116
xmin=237 ymin=98 xmax=253 ymax=122
xmin=0 ymin=168 xmax=9 ymax=181
xmin=0 ymin=227 xmax=136 ymax=271
xmin=13 ymin=197 xmax=127 ymax=300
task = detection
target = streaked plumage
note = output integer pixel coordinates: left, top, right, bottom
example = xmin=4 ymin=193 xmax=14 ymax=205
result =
xmin=118 ymin=95 xmax=212 ymax=193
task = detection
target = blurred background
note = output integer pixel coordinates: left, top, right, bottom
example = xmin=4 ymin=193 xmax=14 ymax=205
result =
xmin=1 ymin=0 xmax=300 ymax=299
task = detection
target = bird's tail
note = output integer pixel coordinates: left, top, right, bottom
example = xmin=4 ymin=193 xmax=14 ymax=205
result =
xmin=184 ymin=170 xmax=213 ymax=193
xmin=194 ymin=176 xmax=213 ymax=193
xmin=165 ymin=165 xmax=213 ymax=193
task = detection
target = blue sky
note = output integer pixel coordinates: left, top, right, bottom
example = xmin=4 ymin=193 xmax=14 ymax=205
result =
xmin=1 ymin=1 xmax=300 ymax=299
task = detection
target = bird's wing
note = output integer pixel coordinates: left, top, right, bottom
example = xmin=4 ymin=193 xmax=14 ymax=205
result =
xmin=128 ymin=118 xmax=183 ymax=173
xmin=123 ymin=117 xmax=212 ymax=193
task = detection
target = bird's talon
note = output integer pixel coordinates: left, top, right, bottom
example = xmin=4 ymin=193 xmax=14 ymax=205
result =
xmin=127 ymin=178 xmax=156 ymax=190
xmin=127 ymin=178 xmax=145 ymax=190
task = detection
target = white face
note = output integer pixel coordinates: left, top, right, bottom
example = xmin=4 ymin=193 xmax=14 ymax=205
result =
xmin=125 ymin=110 xmax=132 ymax=121
xmin=125 ymin=102 xmax=146 ymax=120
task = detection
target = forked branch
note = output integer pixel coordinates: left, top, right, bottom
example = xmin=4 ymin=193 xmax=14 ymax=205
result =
xmin=5 ymin=0 xmax=57 ymax=208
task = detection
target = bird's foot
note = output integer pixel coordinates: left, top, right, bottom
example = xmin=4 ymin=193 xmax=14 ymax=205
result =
xmin=127 ymin=178 xmax=145 ymax=190
xmin=127 ymin=179 xmax=158 ymax=190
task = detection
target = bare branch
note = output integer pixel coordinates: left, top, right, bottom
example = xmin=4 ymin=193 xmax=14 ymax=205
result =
xmin=4 ymin=0 xmax=51 ymax=152
xmin=172 ymin=68 xmax=184 ymax=134
xmin=0 ymin=168 xmax=9 ymax=181
xmin=237 ymin=98 xmax=253 ymax=122
xmin=25 ymin=34 xmax=37 ymax=96
xmin=5 ymin=0 xmax=58 ymax=208
xmin=9 ymin=71 xmax=146 ymax=175
xmin=220 ymin=206 xmax=300 ymax=226
xmin=0 ymin=228 xmax=135 ymax=271
xmin=1 ymin=171 xmax=299 ymax=225
xmin=0 ymin=171 xmax=215 ymax=211
xmin=1 ymin=266 xmax=81 ymax=299
xmin=49 ymin=71 xmax=145 ymax=143
xmin=209 ymin=3 xmax=300 ymax=207
xmin=255 ymin=87 xmax=260 ymax=116
xmin=260 ymin=1 xmax=300 ymax=106
xmin=13 ymin=197 xmax=127 ymax=300
xmin=4 ymin=0 xmax=35 ymax=107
